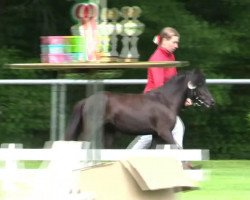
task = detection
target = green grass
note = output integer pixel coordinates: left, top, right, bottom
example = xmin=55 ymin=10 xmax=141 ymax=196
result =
xmin=0 ymin=161 xmax=44 ymax=169
xmin=179 ymin=160 xmax=250 ymax=200
xmin=1 ymin=160 xmax=250 ymax=199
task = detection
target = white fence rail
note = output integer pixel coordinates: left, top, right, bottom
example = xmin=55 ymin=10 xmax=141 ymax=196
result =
xmin=0 ymin=78 xmax=250 ymax=85
xmin=0 ymin=142 xmax=209 ymax=199
xmin=0 ymin=146 xmax=209 ymax=162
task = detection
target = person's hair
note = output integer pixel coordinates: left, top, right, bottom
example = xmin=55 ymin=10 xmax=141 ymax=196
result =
xmin=159 ymin=27 xmax=180 ymax=43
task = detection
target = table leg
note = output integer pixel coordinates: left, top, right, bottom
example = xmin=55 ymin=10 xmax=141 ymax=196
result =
xmin=50 ymin=84 xmax=58 ymax=141
xmin=50 ymin=84 xmax=67 ymax=141
xmin=58 ymin=84 xmax=67 ymax=140
xmin=85 ymin=82 xmax=104 ymax=164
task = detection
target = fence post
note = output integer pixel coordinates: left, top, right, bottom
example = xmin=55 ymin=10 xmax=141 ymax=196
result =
xmin=1 ymin=143 xmax=23 ymax=195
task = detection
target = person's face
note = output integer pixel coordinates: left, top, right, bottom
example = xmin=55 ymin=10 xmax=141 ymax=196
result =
xmin=161 ymin=36 xmax=179 ymax=53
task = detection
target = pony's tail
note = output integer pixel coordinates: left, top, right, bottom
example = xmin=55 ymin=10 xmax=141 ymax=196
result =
xmin=65 ymin=99 xmax=86 ymax=141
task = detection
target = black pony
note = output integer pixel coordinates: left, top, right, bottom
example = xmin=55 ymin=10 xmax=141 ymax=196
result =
xmin=65 ymin=69 xmax=215 ymax=148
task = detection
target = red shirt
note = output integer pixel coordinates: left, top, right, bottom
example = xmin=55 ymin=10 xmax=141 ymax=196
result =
xmin=143 ymin=47 xmax=177 ymax=93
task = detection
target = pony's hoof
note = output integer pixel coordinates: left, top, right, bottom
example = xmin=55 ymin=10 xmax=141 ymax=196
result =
xmin=182 ymin=162 xmax=202 ymax=170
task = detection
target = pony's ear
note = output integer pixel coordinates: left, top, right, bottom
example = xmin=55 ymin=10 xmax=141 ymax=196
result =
xmin=190 ymin=68 xmax=205 ymax=86
xmin=187 ymin=81 xmax=196 ymax=89
xmin=193 ymin=68 xmax=201 ymax=74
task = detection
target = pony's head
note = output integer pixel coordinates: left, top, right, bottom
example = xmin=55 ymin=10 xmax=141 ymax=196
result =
xmin=186 ymin=69 xmax=215 ymax=108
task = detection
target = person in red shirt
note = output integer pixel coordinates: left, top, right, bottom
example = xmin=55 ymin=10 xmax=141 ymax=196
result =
xmin=130 ymin=27 xmax=192 ymax=149
xmin=144 ymin=27 xmax=178 ymax=93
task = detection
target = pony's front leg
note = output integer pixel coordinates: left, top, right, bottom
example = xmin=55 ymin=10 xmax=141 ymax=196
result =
xmin=149 ymin=133 xmax=173 ymax=149
xmin=157 ymin=129 xmax=183 ymax=149
xmin=150 ymin=135 xmax=165 ymax=149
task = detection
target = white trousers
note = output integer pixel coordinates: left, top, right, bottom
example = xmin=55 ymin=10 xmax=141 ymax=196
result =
xmin=130 ymin=116 xmax=185 ymax=149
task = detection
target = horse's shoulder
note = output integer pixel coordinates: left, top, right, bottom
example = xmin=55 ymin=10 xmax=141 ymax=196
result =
xmin=145 ymin=91 xmax=164 ymax=103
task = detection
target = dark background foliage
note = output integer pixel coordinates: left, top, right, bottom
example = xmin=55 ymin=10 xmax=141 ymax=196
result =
xmin=0 ymin=0 xmax=249 ymax=158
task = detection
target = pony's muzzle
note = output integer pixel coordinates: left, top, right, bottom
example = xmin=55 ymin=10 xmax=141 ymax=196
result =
xmin=207 ymin=98 xmax=215 ymax=108
xmin=211 ymin=99 xmax=215 ymax=106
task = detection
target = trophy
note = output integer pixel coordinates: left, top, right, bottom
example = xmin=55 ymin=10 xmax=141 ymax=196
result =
xmin=98 ymin=8 xmax=121 ymax=62
xmin=119 ymin=6 xmax=144 ymax=61
xmin=71 ymin=3 xmax=99 ymax=61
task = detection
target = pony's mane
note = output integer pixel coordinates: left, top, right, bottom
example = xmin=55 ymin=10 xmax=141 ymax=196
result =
xmin=147 ymin=69 xmax=205 ymax=97
xmin=165 ymin=71 xmax=187 ymax=85
xmin=164 ymin=69 xmax=205 ymax=87
xmin=147 ymin=71 xmax=188 ymax=99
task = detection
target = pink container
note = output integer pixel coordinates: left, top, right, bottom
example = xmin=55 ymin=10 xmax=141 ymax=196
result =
xmin=41 ymin=54 xmax=72 ymax=63
xmin=40 ymin=36 xmax=65 ymax=45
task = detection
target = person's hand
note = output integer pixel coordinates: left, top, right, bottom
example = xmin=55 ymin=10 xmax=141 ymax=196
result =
xmin=184 ymin=98 xmax=193 ymax=107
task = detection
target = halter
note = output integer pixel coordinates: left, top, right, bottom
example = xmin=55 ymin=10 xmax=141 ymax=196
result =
xmin=187 ymin=88 xmax=203 ymax=106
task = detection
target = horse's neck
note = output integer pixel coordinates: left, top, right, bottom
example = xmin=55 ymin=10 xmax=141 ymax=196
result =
xmin=151 ymin=80 xmax=187 ymax=114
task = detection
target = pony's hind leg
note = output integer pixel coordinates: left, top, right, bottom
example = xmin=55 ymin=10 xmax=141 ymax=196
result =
xmin=103 ymin=124 xmax=116 ymax=148
xmin=65 ymin=99 xmax=85 ymax=141
xmin=103 ymin=132 xmax=114 ymax=148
